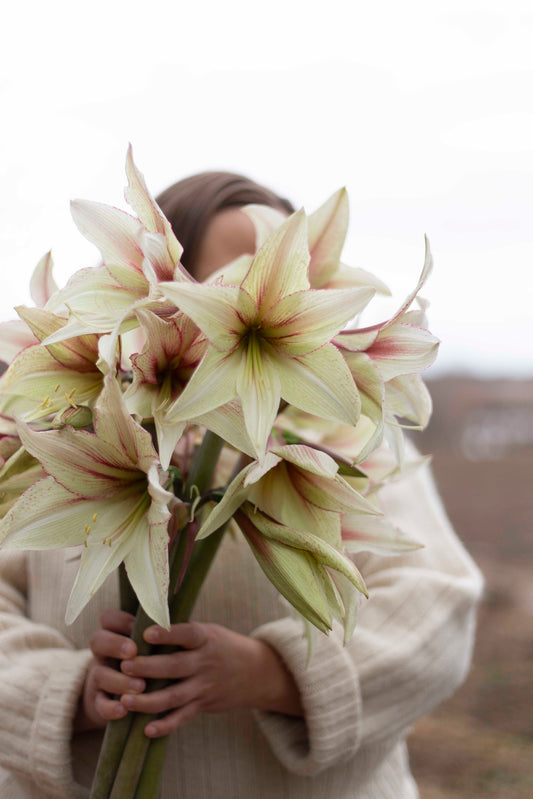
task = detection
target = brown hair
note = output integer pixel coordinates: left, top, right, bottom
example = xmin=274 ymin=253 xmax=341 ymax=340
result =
xmin=155 ymin=172 xmax=294 ymax=275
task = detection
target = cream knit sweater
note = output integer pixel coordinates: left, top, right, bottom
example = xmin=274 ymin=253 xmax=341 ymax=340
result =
xmin=0 ymin=460 xmax=483 ymax=799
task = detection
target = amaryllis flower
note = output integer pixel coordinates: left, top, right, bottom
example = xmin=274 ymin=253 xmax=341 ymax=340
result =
xmin=0 ymin=375 xmax=174 ymax=627
xmin=44 ymin=146 xmax=191 ymax=347
xmin=123 ymin=309 xmax=207 ymax=468
xmin=197 ymin=443 xmax=380 ymax=639
xmin=0 ymin=306 xmax=104 ymax=423
xmin=160 ymin=210 xmax=375 ymax=460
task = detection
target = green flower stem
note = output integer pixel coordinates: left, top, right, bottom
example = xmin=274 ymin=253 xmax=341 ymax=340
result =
xmin=93 ymin=431 xmax=226 ymax=799
xmin=110 ymin=527 xmax=226 ymax=799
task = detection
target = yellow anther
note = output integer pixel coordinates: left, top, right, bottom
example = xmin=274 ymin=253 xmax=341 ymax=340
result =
xmin=85 ymin=525 xmax=91 ymax=535
xmin=84 ymin=540 xmax=88 ymax=548
xmin=54 ymin=384 xmax=60 ymax=392
xmin=64 ymin=390 xmax=78 ymax=408
xmin=108 ymin=540 xmax=112 ymax=547
xmin=40 ymin=396 xmax=51 ymax=409
xmin=92 ymin=513 xmax=98 ymax=522
xmin=102 ymin=537 xmax=107 ymax=545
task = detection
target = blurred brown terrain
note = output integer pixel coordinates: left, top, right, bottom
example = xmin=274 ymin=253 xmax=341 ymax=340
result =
xmin=408 ymin=376 xmax=533 ymax=799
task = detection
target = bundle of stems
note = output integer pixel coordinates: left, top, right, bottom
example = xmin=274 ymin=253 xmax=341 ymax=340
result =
xmin=90 ymin=432 xmax=226 ymax=799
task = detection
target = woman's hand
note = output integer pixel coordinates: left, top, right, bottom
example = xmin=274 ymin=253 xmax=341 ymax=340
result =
xmin=119 ymin=621 xmax=303 ymax=738
xmin=74 ymin=608 xmax=145 ymax=732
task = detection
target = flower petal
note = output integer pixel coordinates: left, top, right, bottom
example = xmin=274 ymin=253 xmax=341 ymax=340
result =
xmin=236 ymin=343 xmax=281 ymax=461
xmin=158 ymin=282 xmax=252 ymax=351
xmin=165 ymin=348 xmax=239 ymax=424
xmin=124 ymin=514 xmax=170 ymax=628
xmin=307 ymin=188 xmax=349 ymax=287
xmin=30 ymin=251 xmax=58 ymax=308
xmin=264 ymin=286 xmax=375 ymax=356
xmin=125 ymin=144 xmax=183 ymax=266
xmin=70 ymin=199 xmax=145 ymax=273
xmin=0 ymin=477 xmax=95 ymax=549
xmin=241 ymin=209 xmax=310 ymax=308
xmin=274 ymin=343 xmax=360 ymax=427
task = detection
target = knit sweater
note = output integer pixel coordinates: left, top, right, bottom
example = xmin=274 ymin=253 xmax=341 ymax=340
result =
xmin=0 ymin=459 xmax=483 ymax=799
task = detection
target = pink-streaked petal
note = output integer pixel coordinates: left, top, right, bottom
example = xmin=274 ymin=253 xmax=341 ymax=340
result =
xmin=154 ymin=409 xmax=186 ymax=471
xmin=290 ymin=469 xmax=377 ymax=515
xmin=241 ymin=209 xmax=310 ymax=308
xmin=236 ymin=344 xmax=281 ymax=461
xmin=307 ymin=188 xmax=348 ymax=288
xmin=0 ymin=477 xmax=96 ymax=549
xmin=165 ymin=347 xmax=239 ymax=424
xmin=17 ymin=421 xmax=141 ymax=497
xmin=194 ymin=400 xmax=256 ymax=459
xmin=342 ymin=351 xmax=384 ymax=425
xmin=158 ymin=282 xmax=251 ymax=351
xmin=15 ymin=306 xmax=99 ymax=369
xmin=125 ymin=513 xmax=170 ymax=629
xmin=141 ymin=231 xmax=178 ymax=284
xmin=341 ymin=512 xmax=422 ymax=555
xmin=125 ymin=144 xmax=184 ymax=266
xmin=70 ymin=199 xmax=145 ymax=272
xmin=2 ymin=346 xmax=103 ymax=416
xmin=270 ymin=443 xmax=338 ymax=478
xmin=265 ymin=286 xmax=375 ymax=356
xmin=66 ymin=525 xmax=134 ymax=625
xmin=368 ymin=323 xmax=439 ymax=381
xmin=273 ymin=343 xmax=360 ymax=427
xmin=94 ymin=375 xmax=157 ymax=472
xmin=30 ymin=251 xmax=58 ymax=308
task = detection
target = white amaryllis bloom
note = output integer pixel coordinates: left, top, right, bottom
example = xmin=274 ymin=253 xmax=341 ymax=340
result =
xmin=197 ymin=443 xmax=380 ymax=640
xmin=44 ymin=146 xmax=191 ymax=348
xmin=0 ymin=306 xmax=104 ymax=423
xmin=160 ymin=210 xmax=375 ymax=460
xmin=0 ymin=375 xmax=174 ymax=628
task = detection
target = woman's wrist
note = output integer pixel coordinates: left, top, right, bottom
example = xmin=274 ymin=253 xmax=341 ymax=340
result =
xmin=244 ymin=637 xmax=303 ymax=717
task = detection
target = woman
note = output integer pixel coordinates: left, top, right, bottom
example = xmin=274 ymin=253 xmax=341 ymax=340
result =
xmin=0 ymin=171 xmax=483 ymax=798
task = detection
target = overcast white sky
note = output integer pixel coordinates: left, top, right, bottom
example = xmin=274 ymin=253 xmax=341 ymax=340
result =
xmin=1 ymin=0 xmax=532 ymax=377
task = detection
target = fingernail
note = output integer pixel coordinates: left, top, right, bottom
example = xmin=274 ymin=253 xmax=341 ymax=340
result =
xmin=115 ymin=703 xmax=127 ymax=718
xmin=145 ymin=724 xmax=157 ymax=737
xmin=145 ymin=628 xmax=159 ymax=643
xmin=122 ymin=695 xmax=135 ymax=709
xmin=129 ymin=678 xmax=145 ymax=693
xmin=122 ymin=660 xmax=134 ymax=675
xmin=121 ymin=642 xmax=135 ymax=658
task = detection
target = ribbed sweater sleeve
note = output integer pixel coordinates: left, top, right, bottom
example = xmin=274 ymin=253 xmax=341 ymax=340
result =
xmin=0 ymin=550 xmax=92 ymax=798
xmin=252 ymin=460 xmax=484 ymax=777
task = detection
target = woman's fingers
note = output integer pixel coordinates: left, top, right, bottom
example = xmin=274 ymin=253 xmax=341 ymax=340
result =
xmin=100 ymin=607 xmax=136 ymax=636
xmin=92 ymin=663 xmax=145 ymax=697
xmin=94 ymin=690 xmax=128 ymax=722
xmin=121 ymin=650 xmax=197 ymax=680
xmin=90 ymin=628 xmax=137 ymax=661
xmin=120 ymin=678 xmax=202 ymax=716
xmin=144 ymin=703 xmax=202 ymax=738
xmin=143 ymin=621 xmax=207 ymax=648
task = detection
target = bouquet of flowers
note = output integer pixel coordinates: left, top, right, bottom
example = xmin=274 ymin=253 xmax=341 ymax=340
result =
xmin=0 ymin=147 xmax=438 ymax=798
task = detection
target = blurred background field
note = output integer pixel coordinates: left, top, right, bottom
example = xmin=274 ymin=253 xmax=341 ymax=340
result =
xmin=409 ymin=376 xmax=533 ymax=799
